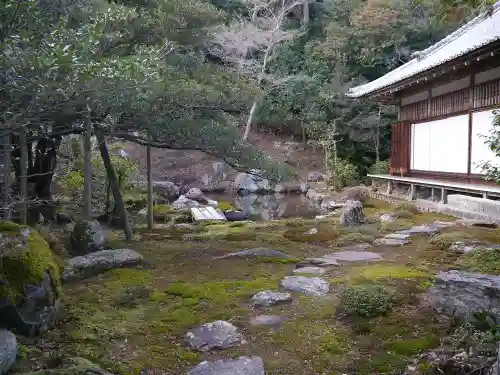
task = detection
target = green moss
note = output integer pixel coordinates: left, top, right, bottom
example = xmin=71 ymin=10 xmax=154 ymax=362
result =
xmin=355 ymin=264 xmax=430 ymax=281
xmin=336 ymin=232 xmax=374 ymax=246
xmin=393 ymin=209 xmax=416 ymax=219
xmin=385 ymin=337 xmax=439 ymax=355
xmin=341 ymin=283 xmax=394 ymax=317
xmin=257 ymin=257 xmax=300 ymax=264
xmin=0 ymin=224 xmax=61 ymax=302
xmin=456 ymin=248 xmax=500 ymax=275
xmin=218 ymin=200 xmax=234 ymax=211
xmin=183 ymin=225 xmax=256 ymax=241
xmin=429 ymin=232 xmax=475 ymax=249
xmin=381 ymin=219 xmax=413 ymax=232
xmin=0 ymin=220 xmax=22 ymax=232
xmin=395 ymin=201 xmax=419 ymax=214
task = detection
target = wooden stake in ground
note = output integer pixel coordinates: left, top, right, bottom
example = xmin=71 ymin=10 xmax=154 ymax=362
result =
xmin=2 ymin=132 xmax=12 ymax=220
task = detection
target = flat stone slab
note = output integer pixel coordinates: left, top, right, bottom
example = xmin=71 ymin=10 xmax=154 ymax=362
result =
xmin=395 ymin=225 xmax=439 ymax=235
xmin=428 ymin=270 xmax=500 ymax=323
xmin=293 ymin=266 xmax=326 ymax=275
xmin=185 ymin=321 xmax=245 ymax=352
xmin=250 ymin=290 xmax=292 ymax=307
xmin=450 ymin=241 xmax=500 ymax=253
xmin=432 ymin=220 xmax=456 ymax=229
xmin=456 ymin=219 xmax=498 ymax=229
xmin=306 ymin=250 xmax=382 ymax=266
xmin=374 ymin=238 xmax=409 ymax=246
xmin=213 ymin=247 xmax=294 ymax=260
xmin=188 ymin=356 xmax=264 ymax=375
xmin=384 ymin=233 xmax=411 ymax=240
xmin=280 ymin=276 xmax=329 ymax=296
xmin=0 ymin=330 xmax=17 ymax=375
xmin=249 ymin=315 xmax=284 ymax=329
xmin=61 ymin=249 xmax=143 ymax=282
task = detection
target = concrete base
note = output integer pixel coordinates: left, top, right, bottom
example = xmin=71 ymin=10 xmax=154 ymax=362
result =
xmin=447 ymin=194 xmax=500 ymax=217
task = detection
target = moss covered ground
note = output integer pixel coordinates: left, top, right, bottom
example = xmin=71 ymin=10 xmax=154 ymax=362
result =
xmin=12 ymin=200 xmax=500 ymax=375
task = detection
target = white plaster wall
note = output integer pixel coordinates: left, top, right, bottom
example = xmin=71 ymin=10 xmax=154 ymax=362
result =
xmin=411 ymin=114 xmax=469 ymax=173
xmin=471 ymin=110 xmax=500 ymax=174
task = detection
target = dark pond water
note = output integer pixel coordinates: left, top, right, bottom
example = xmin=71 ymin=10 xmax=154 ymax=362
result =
xmin=206 ymin=192 xmax=323 ymax=220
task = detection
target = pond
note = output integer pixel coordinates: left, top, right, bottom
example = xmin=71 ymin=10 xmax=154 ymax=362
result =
xmin=206 ymin=192 xmax=325 ymax=220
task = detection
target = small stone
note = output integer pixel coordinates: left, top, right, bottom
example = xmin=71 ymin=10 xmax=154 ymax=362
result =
xmin=171 ymin=195 xmax=200 ymax=211
xmin=280 ymin=276 xmax=329 ymax=296
xmin=188 ymin=357 xmax=264 ymax=375
xmin=374 ymin=238 xmax=409 ymax=246
xmin=396 ymin=225 xmax=439 ymax=235
xmin=185 ymin=188 xmax=208 ymax=204
xmin=213 ymin=248 xmax=295 ymax=260
xmin=305 ymin=228 xmax=318 ymax=235
xmin=380 ymin=214 xmax=394 ymax=222
xmin=185 ymin=321 xmax=244 ymax=352
xmin=293 ymin=266 xmax=326 ymax=275
xmin=0 ymin=330 xmax=17 ymax=375
xmin=384 ymin=233 xmax=411 ymax=240
xmin=308 ymin=171 xmax=324 ymax=182
xmin=250 ymin=290 xmax=292 ymax=307
xmin=249 ymin=315 xmax=284 ymax=328
xmin=62 ymin=249 xmax=143 ymax=282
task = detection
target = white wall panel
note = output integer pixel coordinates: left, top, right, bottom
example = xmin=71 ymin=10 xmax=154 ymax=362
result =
xmin=411 ymin=122 xmax=431 ymax=170
xmin=428 ymin=115 xmax=468 ymax=173
xmin=471 ymin=110 xmax=500 ymax=174
xmin=411 ymin=115 xmax=468 ymax=173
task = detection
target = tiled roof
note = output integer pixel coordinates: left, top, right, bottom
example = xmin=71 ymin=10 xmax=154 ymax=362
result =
xmin=347 ymin=1 xmax=500 ymax=98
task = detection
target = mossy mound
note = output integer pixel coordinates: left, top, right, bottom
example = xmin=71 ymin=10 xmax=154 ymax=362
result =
xmin=456 ymin=248 xmax=500 ymax=275
xmin=0 ymin=221 xmax=61 ymax=303
xmin=429 ymin=232 xmax=476 ymax=249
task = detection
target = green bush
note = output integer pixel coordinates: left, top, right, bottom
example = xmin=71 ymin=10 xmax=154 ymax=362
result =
xmin=341 ymin=283 xmax=394 ymax=317
xmin=327 ymin=158 xmax=359 ymax=191
xmin=429 ymin=232 xmax=475 ymax=249
xmin=218 ymin=200 xmax=234 ymax=211
xmin=455 ymin=248 xmax=500 ymax=275
xmin=342 ymin=186 xmax=370 ymax=202
xmin=381 ymin=219 xmax=413 ymax=232
xmin=369 ymin=159 xmax=390 ymax=175
xmin=336 ymin=232 xmax=373 ymax=246
xmin=395 ymin=201 xmax=419 ymax=214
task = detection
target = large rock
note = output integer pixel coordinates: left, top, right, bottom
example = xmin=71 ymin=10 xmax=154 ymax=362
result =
xmin=188 ymin=357 xmax=264 ymax=375
xmin=70 ymin=220 xmax=105 ymax=256
xmin=213 ymin=247 xmax=295 ymax=260
xmin=234 ymin=173 xmax=259 ymax=194
xmin=308 ymin=171 xmax=324 ymax=182
xmin=0 ymin=330 xmax=17 ymax=375
xmin=171 ymin=195 xmax=200 ymax=211
xmin=306 ymin=188 xmax=323 ymax=203
xmin=0 ymin=222 xmax=60 ymax=336
xmin=185 ymin=188 xmax=209 ymax=204
xmin=185 ymin=321 xmax=245 ymax=352
xmin=250 ymin=290 xmax=292 ymax=307
xmin=340 ymin=200 xmax=364 ymax=227
xmin=427 ymin=270 xmax=500 ymax=322
xmin=62 ymin=249 xmax=143 ymax=282
xmin=280 ymin=276 xmax=329 ymax=296
xmin=152 ymin=181 xmax=180 ymax=200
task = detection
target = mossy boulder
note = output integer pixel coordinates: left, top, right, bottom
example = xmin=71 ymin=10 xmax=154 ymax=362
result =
xmin=0 ymin=221 xmax=61 ymax=336
xmin=70 ymin=220 xmax=105 ymax=256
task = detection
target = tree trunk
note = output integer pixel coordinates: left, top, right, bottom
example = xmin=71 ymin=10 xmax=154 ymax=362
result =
xmin=83 ymin=115 xmax=92 ymax=219
xmin=19 ymin=128 xmax=28 ymax=225
xmin=147 ymin=142 xmax=153 ymax=230
xmin=94 ymin=127 xmax=133 ymax=241
xmin=375 ymin=106 xmax=381 ymax=162
xmin=2 ymin=132 xmax=12 ymax=220
xmin=243 ymin=101 xmax=258 ymax=141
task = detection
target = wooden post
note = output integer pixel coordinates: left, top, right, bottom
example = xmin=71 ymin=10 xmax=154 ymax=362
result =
xmin=146 ymin=141 xmax=153 ymax=230
xmin=440 ymin=188 xmax=448 ymax=204
xmin=19 ymin=128 xmax=28 ymax=225
xmin=409 ymin=184 xmax=416 ymax=201
xmin=431 ymin=188 xmax=435 ymax=202
xmin=483 ymin=191 xmax=488 ymax=199
xmin=386 ymin=180 xmax=393 ymax=195
xmin=83 ymin=112 xmax=92 ymax=219
xmin=2 ymin=132 xmax=12 ymax=220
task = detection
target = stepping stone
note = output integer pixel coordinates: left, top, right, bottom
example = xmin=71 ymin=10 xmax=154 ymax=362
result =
xmin=306 ymin=250 xmax=382 ymax=266
xmin=395 ymin=225 xmax=439 ymax=235
xmin=384 ymin=233 xmax=411 ymax=240
xmin=456 ymin=219 xmax=498 ymax=229
xmin=61 ymin=249 xmax=144 ymax=282
xmin=249 ymin=315 xmax=284 ymax=329
xmin=250 ymin=291 xmax=292 ymax=307
xmin=380 ymin=214 xmax=395 ymax=222
xmin=0 ymin=330 xmax=17 ymax=375
xmin=213 ymin=247 xmax=295 ymax=260
xmin=280 ymin=276 xmax=329 ymax=296
xmin=305 ymin=228 xmax=319 ymax=235
xmin=185 ymin=321 xmax=245 ymax=352
xmin=449 ymin=241 xmax=500 ymax=253
xmin=374 ymin=237 xmax=409 ymax=246
xmin=306 ymin=257 xmax=339 ymax=266
xmin=293 ymin=266 xmax=326 ymax=275
xmin=188 ymin=356 xmax=264 ymax=375
xmin=432 ymin=220 xmax=456 ymax=229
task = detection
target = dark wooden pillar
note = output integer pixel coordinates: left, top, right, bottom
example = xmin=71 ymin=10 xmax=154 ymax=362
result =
xmin=390 ymin=121 xmax=411 ymax=176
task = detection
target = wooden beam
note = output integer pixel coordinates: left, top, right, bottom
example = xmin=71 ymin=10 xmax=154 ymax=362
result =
xmin=19 ymin=128 xmax=28 ymax=225
xmin=467 ymin=72 xmax=474 ymax=176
